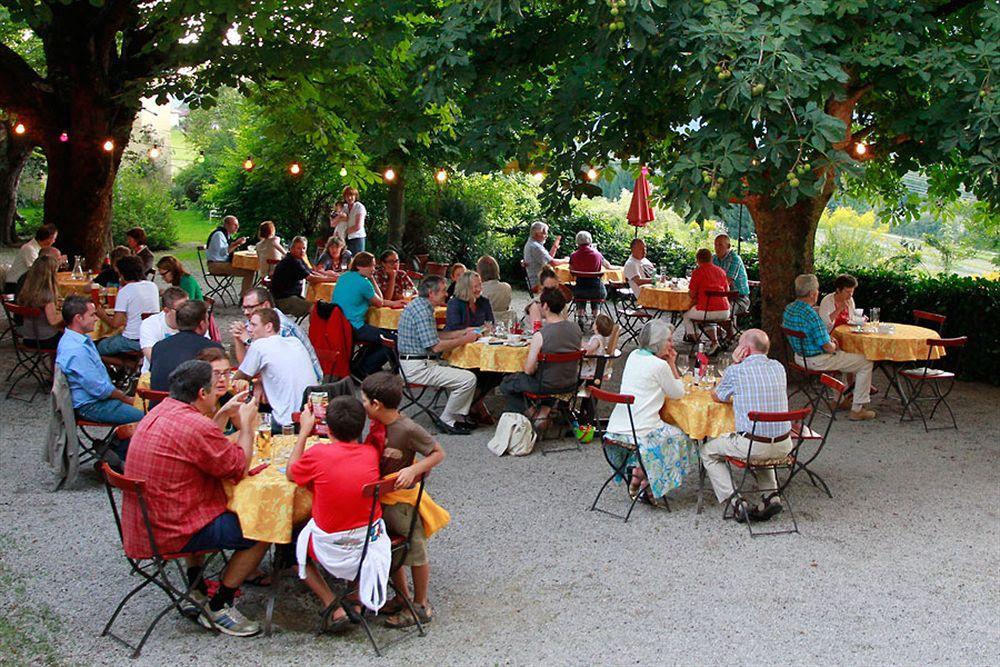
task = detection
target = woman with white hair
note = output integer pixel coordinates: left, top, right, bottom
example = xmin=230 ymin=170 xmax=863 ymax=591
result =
xmin=568 ymin=230 xmax=612 ymax=318
xmin=522 ymin=220 xmax=565 ymax=290
xmin=604 ymin=319 xmax=696 ymax=506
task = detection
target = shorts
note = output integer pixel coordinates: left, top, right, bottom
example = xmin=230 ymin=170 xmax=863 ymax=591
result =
xmin=382 ymin=503 xmax=428 ymax=567
xmin=182 ymin=512 xmax=257 ymax=553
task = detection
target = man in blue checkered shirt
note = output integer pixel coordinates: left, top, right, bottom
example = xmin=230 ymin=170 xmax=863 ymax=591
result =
xmin=397 ymin=275 xmax=481 ymax=435
xmin=783 ymin=273 xmax=875 ymax=421
xmin=704 ymin=329 xmax=791 ymax=523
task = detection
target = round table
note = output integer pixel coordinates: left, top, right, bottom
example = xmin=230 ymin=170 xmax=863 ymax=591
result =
xmin=554 ymin=265 xmax=625 ymax=284
xmin=638 ymin=286 xmax=692 ymax=312
xmin=223 ymin=435 xmax=317 ymax=544
xmin=832 ymin=323 xmax=943 ymax=362
xmin=365 ymin=305 xmax=446 ymax=331
xmin=56 ymin=272 xmax=94 ymax=298
xmin=659 ymin=379 xmax=734 ymax=440
xmin=305 ymin=281 xmax=336 ymax=303
xmin=444 ymin=339 xmax=531 ymax=373
xmin=231 ymin=250 xmax=258 ymax=272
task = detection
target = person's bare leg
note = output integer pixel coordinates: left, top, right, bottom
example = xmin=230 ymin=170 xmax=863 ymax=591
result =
xmin=303 ymin=562 xmax=336 ymax=609
xmin=411 ymin=564 xmax=430 ymax=607
xmin=220 ymin=541 xmax=270 ymax=589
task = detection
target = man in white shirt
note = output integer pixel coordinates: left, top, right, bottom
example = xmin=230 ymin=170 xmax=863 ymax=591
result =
xmin=139 ymin=287 xmax=189 ymax=373
xmin=206 ymin=215 xmax=253 ymax=296
xmin=95 ymin=255 xmax=161 ymax=355
xmin=230 ymin=287 xmax=323 ymax=379
xmin=5 ymin=224 xmax=61 ymax=293
xmin=234 ymin=308 xmax=319 ymax=430
xmin=622 ymin=238 xmax=656 ymax=298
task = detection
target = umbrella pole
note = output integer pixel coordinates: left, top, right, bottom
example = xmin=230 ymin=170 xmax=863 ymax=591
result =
xmin=737 ymin=206 xmax=744 ymax=255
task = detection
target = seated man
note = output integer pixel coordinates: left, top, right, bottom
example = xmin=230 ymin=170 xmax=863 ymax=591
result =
xmin=287 ymin=396 xmax=390 ymax=627
xmin=397 ymin=275 xmax=480 ymax=435
xmin=269 ymin=235 xmax=336 ymax=319
xmin=95 ymin=255 xmax=160 ymax=356
xmin=374 ymin=250 xmax=415 ymax=301
xmin=230 ymin=287 xmax=322 ymax=379
xmin=704 ymin=329 xmax=792 ymax=523
xmin=783 ymin=274 xmax=876 ymax=421
xmin=712 ymin=233 xmax=751 ymax=321
xmin=150 ymin=300 xmax=224 ymax=391
xmin=139 ymin=286 xmax=188 ymax=374
xmin=622 ymin=238 xmax=656 ymax=299
xmin=5 ymin=223 xmax=61 ymax=294
xmin=123 ymin=359 xmax=268 ymax=636
xmin=233 ymin=308 xmax=319 ymax=431
xmin=55 ymin=296 xmax=144 ymax=460
xmin=206 ymin=214 xmax=254 ymax=297
xmin=681 ymin=248 xmax=730 ymax=355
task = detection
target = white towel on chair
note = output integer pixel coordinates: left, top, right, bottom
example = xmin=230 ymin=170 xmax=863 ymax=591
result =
xmin=296 ymin=518 xmax=391 ymax=612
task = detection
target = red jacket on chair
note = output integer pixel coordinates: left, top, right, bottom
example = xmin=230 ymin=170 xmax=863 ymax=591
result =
xmin=308 ymin=302 xmax=352 ymax=379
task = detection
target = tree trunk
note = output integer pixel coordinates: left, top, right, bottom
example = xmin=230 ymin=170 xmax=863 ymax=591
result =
xmin=0 ymin=124 xmax=32 ymax=247
xmin=386 ymin=168 xmax=406 ymax=250
xmin=747 ymin=192 xmax=832 ymax=360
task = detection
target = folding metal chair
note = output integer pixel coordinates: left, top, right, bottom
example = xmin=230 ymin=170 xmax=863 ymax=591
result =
xmin=100 ymin=350 xmax=143 ymax=395
xmin=568 ymin=269 xmax=614 ymax=328
xmin=697 ymin=290 xmax=742 ymax=348
xmin=196 ymin=245 xmax=237 ymax=306
xmin=136 ymin=387 xmax=169 ymax=413
xmin=1 ymin=301 xmax=57 ymax=401
xmin=523 ymin=349 xmax=586 ymax=453
xmin=781 ymin=326 xmax=833 ymax=411
xmin=314 ymin=476 xmax=428 ymax=655
xmin=913 ymin=309 xmax=946 ymax=333
xmin=99 ymin=463 xmax=221 ymax=658
xmin=789 ymin=374 xmax=846 ymax=498
xmin=899 ymin=336 xmax=966 ymax=431
xmin=380 ymin=335 xmax=447 ymax=431
xmin=721 ymin=407 xmax=812 ymax=537
xmin=589 ymin=387 xmax=667 ymax=521
xmin=0 ymin=293 xmax=14 ymax=346
xmin=423 ymin=262 xmax=448 ymax=278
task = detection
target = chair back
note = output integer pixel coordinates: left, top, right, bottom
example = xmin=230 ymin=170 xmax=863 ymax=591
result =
xmin=2 ymin=301 xmax=55 ymax=352
xmin=913 ymin=309 xmax=946 ymax=332
xmin=537 ymin=348 xmax=586 ymax=391
xmin=136 ymin=387 xmax=168 ymax=412
xmin=706 ymin=290 xmax=741 ymax=300
xmin=780 ymin=326 xmax=810 ymax=368
xmin=406 ymin=270 xmax=424 ymax=281
xmin=919 ymin=336 xmax=967 ymax=375
xmin=100 ymin=462 xmax=164 ymax=562
xmin=589 ymin=387 xmax=640 ymax=450
xmin=195 ymin=245 xmax=211 ymax=279
xmin=745 ymin=407 xmax=811 ymax=463
xmin=424 ymin=262 xmax=448 ymax=277
xmin=570 ymin=270 xmax=605 ymax=279
xmin=357 ymin=475 xmax=426 ymax=580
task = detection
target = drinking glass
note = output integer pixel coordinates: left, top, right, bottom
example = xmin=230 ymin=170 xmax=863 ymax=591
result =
xmin=281 ymin=424 xmax=295 ymax=437
xmin=870 ymin=307 xmax=880 ymax=324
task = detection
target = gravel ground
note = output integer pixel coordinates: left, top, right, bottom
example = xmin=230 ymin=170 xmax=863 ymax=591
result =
xmin=1 ymin=266 xmax=998 ymax=666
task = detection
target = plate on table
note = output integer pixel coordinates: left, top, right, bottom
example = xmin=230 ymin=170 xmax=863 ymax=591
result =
xmin=504 ymin=340 xmax=529 ymax=347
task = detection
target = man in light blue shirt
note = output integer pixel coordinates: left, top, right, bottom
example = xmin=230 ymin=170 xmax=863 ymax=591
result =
xmin=712 ymin=234 xmax=750 ymax=320
xmin=206 ymin=215 xmax=254 ymax=296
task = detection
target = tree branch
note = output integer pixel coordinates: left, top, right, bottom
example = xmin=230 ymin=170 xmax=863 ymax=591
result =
xmin=0 ymin=41 xmax=49 ymax=118
xmin=932 ymin=0 xmax=983 ymax=18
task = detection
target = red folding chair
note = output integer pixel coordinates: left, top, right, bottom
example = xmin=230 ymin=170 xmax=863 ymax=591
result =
xmin=913 ymin=309 xmax=946 ymax=333
xmin=1 ymin=301 xmax=57 ymax=401
xmin=788 ymin=374 xmax=846 ymax=498
xmin=136 ymin=387 xmax=169 ymax=413
xmin=899 ymin=337 xmax=966 ymax=431
xmin=523 ymin=349 xmax=586 ymax=452
xmin=698 ymin=289 xmax=741 ymax=348
xmin=99 ymin=463 xmax=222 ymax=658
xmin=781 ymin=326 xmax=835 ymax=411
xmin=314 ymin=475 xmax=428 ymax=655
xmin=588 ymin=387 xmax=666 ymax=521
xmin=568 ymin=269 xmax=613 ymax=326
xmin=379 ymin=335 xmax=447 ymax=431
xmin=721 ymin=407 xmax=812 ymax=537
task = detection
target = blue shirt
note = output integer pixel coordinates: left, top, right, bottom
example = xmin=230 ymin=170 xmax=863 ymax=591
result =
xmin=206 ymin=228 xmax=230 ymax=263
xmin=782 ymin=300 xmax=829 ymax=357
xmin=55 ymin=329 xmax=115 ymax=408
xmin=331 ymin=271 xmax=376 ymax=329
xmin=712 ymin=251 xmax=749 ymax=296
xmin=445 ymin=296 xmax=494 ymax=331
xmin=397 ymin=297 xmax=439 ymax=356
xmin=715 ymin=353 xmax=790 ymax=437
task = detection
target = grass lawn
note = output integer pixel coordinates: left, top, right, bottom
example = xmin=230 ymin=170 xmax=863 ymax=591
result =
xmin=170 ymin=208 xmax=214 ymax=244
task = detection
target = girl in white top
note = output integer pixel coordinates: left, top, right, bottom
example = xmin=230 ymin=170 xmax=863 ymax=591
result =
xmin=817 ymin=273 xmax=858 ymax=331
xmin=580 ymin=313 xmax=614 ymax=381
xmin=255 ymin=220 xmax=287 ymax=277
xmin=604 ymin=320 xmax=696 ymax=505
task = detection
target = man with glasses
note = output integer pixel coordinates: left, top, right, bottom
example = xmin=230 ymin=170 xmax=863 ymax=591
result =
xmin=139 ymin=287 xmax=189 ymax=374
xmin=229 ymin=287 xmax=322 ymax=379
xmin=374 ymin=250 xmax=415 ymax=301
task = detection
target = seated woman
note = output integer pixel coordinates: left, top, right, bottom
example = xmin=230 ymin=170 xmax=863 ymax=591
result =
xmin=15 ymin=254 xmax=64 ymax=348
xmin=476 ymin=255 xmax=512 ymax=317
xmin=604 ymin=319 xmax=695 ymax=507
xmin=818 ymin=273 xmax=857 ymax=331
xmin=156 ymin=255 xmax=204 ymax=300
xmin=445 ymin=263 xmax=467 ymax=299
xmin=94 ymin=245 xmax=133 ymax=288
xmin=255 ymin=220 xmax=287 ymax=278
xmin=331 ymin=252 xmax=404 ymax=377
xmin=374 ymin=250 xmax=414 ymax=301
xmin=568 ymin=230 xmax=612 ymax=318
xmin=315 ymin=236 xmax=352 ymax=273
xmin=525 ymin=266 xmax=573 ymax=330
xmin=446 ymin=271 xmax=499 ymax=424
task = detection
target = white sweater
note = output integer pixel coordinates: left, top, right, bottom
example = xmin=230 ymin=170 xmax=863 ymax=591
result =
xmin=606 ymin=350 xmax=685 ymax=437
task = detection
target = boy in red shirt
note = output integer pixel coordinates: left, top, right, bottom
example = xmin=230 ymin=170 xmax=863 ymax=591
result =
xmin=360 ymin=372 xmax=446 ymax=628
xmin=682 ymin=248 xmax=731 ymax=355
xmin=287 ymin=395 xmax=388 ymax=631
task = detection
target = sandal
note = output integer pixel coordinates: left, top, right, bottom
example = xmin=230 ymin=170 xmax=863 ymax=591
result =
xmin=244 ymin=570 xmax=272 ymax=587
xmin=318 ymin=602 xmax=351 ymax=634
xmin=380 ymin=596 xmax=407 ymax=615
xmin=383 ymin=603 xmax=433 ymax=629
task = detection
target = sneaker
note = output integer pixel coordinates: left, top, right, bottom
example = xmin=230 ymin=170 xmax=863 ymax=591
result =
xmin=177 ymin=590 xmax=209 ymax=618
xmin=198 ymin=603 xmax=261 ymax=637
xmin=849 ymin=407 xmax=877 ymax=421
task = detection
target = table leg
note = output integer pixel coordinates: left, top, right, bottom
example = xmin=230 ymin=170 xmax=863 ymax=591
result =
xmin=878 ymin=362 xmax=908 ymax=406
xmin=696 ymin=446 xmax=706 ymax=515
xmin=263 ymin=545 xmax=280 ymax=637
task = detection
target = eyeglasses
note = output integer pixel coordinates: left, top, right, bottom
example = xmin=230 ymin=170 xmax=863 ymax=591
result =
xmin=158 ymin=271 xmax=171 ymax=278
xmin=241 ymin=302 xmax=260 ymax=312
xmin=212 ymin=369 xmax=232 ymax=379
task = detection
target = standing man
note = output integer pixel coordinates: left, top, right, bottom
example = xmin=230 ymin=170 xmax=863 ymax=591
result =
xmin=269 ymin=236 xmax=335 ymax=319
xmin=5 ymin=224 xmax=61 ymax=294
xmin=622 ymin=237 xmax=656 ymax=298
xmin=230 ymin=286 xmax=322 ymax=379
xmin=139 ymin=286 xmax=189 ymax=374
xmin=704 ymin=329 xmax=791 ymax=523
xmin=206 ymin=215 xmax=254 ymax=297
xmin=712 ymin=233 xmax=750 ymax=320
xmin=522 ymin=221 xmax=565 ymax=291
xmin=783 ymin=274 xmax=876 ymax=421
xmin=149 ymin=300 xmax=224 ymax=391
xmin=396 ymin=276 xmax=480 ymax=435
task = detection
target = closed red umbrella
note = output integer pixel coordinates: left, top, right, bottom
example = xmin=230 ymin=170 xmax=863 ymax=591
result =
xmin=627 ymin=165 xmax=655 ymax=235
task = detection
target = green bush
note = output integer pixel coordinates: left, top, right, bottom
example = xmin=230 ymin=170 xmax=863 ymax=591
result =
xmin=111 ymin=168 xmax=177 ymax=250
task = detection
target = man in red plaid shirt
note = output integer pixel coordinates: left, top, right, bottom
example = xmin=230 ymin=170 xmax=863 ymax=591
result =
xmin=123 ymin=360 xmax=269 ymax=637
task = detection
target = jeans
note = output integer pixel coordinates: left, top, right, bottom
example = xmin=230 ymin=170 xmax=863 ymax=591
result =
xmin=77 ymin=399 xmax=144 ymax=462
xmin=96 ymin=333 xmax=141 ymax=356
xmin=346 ymin=237 xmax=366 ymax=255
xmin=352 ymin=324 xmax=391 ymax=377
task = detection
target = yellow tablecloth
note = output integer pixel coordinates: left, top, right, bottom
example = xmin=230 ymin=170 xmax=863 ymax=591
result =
xmin=554 ymin=264 xmax=625 ymax=284
xmin=366 ymin=305 xmax=446 ymax=330
xmin=56 ymin=272 xmax=94 ymax=298
xmin=133 ymin=372 xmax=152 ymax=410
xmin=444 ymin=340 xmax=531 ymax=373
xmin=306 ymin=281 xmax=335 ymax=303
xmin=224 ymin=435 xmax=317 ymax=544
xmin=231 ymin=250 xmax=258 ymax=271
xmin=832 ymin=323 xmax=943 ymax=363
xmin=659 ymin=379 xmax=734 ymax=440
xmin=638 ymin=286 xmax=692 ymax=312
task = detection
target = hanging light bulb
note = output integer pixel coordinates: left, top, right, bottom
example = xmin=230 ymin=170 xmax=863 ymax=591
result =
xmin=13 ymin=123 xmax=26 ymax=135
xmin=289 ymin=162 xmax=302 ymax=175
xmin=384 ymin=168 xmax=396 ymax=183
xmin=750 ymin=157 xmax=760 ymax=167
xmin=854 ymin=142 xmax=868 ymax=156
xmin=339 ymin=166 xmax=348 ymax=177
xmin=102 ymin=139 xmax=115 ymax=152
xmin=148 ymin=144 xmax=161 ymax=159
xmin=59 ymin=132 xmax=69 ymax=143
xmin=435 ymin=169 xmax=448 ymax=184
xmin=586 ymin=167 xmax=598 ymax=181
xmin=532 ymin=171 xmax=545 ymax=182
xmin=243 ymin=156 xmax=255 ymax=171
